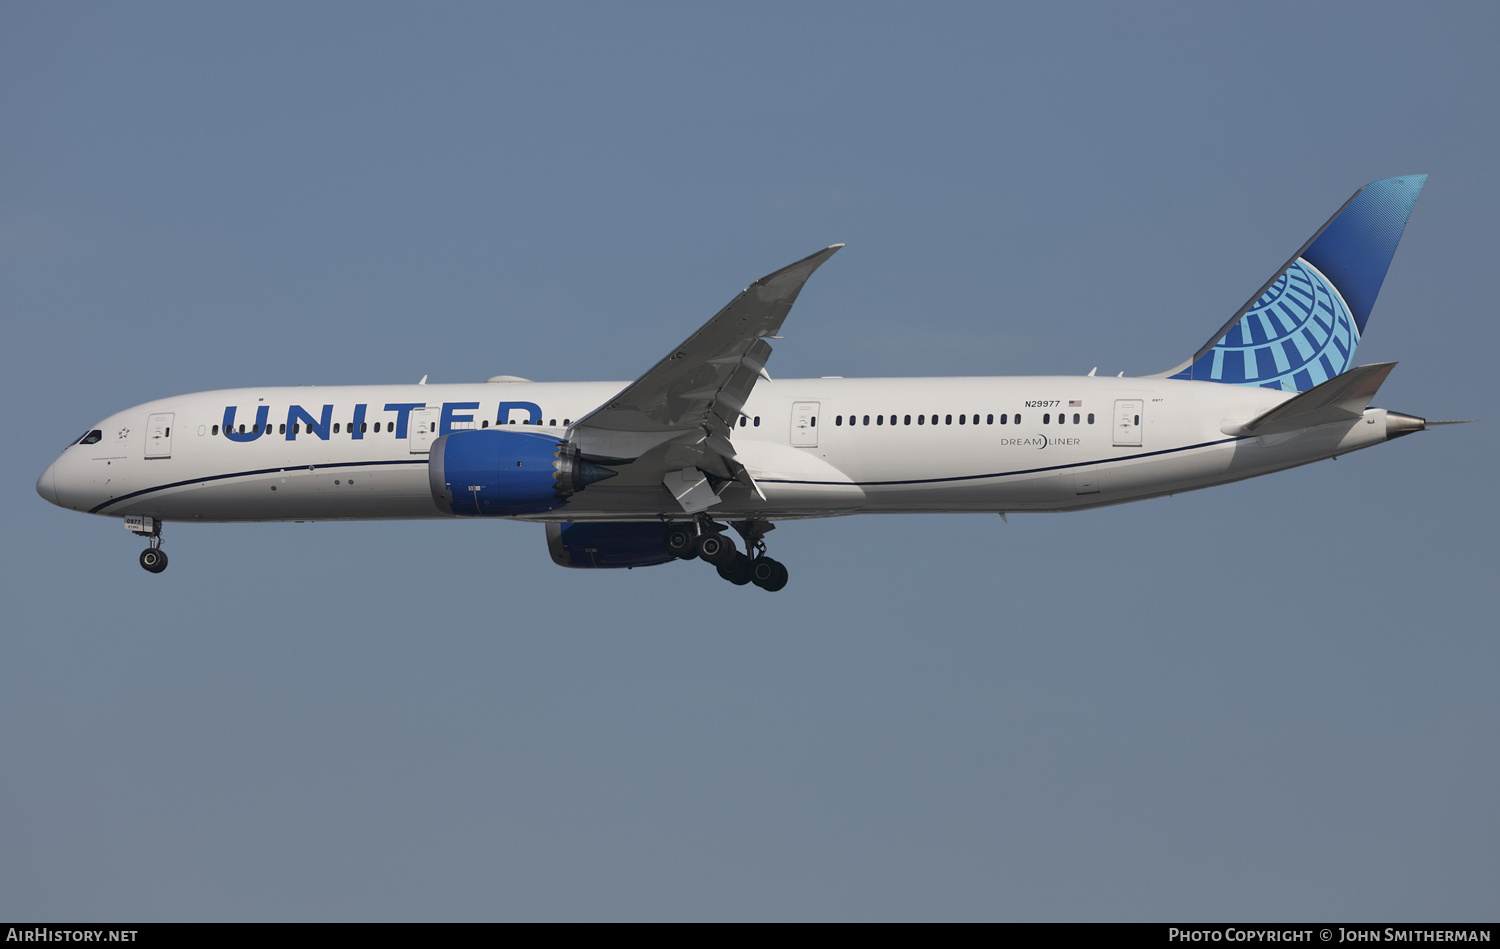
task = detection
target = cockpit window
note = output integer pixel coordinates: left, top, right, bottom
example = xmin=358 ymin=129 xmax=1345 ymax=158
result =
xmin=76 ymin=430 xmax=103 ymax=446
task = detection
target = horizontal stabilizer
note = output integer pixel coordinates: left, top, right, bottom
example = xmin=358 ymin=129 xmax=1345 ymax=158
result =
xmin=1222 ymin=362 xmax=1396 ymax=437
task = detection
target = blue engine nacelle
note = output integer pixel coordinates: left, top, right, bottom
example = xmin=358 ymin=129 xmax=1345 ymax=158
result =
xmin=428 ymin=430 xmax=617 ymax=516
xmin=546 ymin=522 xmax=677 ymax=569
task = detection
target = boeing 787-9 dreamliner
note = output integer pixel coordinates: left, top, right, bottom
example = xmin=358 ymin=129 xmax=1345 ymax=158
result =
xmin=38 ymin=176 xmax=1457 ymax=591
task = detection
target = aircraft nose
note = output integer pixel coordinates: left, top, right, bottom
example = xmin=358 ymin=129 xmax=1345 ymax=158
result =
xmin=36 ymin=460 xmax=59 ymax=506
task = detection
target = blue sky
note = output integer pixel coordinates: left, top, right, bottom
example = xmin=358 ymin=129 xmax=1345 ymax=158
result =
xmin=2 ymin=2 xmax=1495 ymax=921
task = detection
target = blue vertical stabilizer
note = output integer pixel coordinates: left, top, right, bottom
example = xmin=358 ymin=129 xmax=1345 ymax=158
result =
xmin=1166 ymin=175 xmax=1426 ymax=391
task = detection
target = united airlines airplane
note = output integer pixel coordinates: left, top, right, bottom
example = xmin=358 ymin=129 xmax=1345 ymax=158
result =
xmin=38 ymin=176 xmax=1454 ymax=590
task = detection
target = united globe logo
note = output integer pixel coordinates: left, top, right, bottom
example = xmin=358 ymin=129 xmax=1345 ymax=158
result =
xmin=1200 ymin=259 xmax=1358 ymax=391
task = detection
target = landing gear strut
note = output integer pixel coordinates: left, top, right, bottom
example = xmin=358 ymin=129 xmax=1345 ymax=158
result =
xmin=129 ymin=516 xmax=168 ymax=574
xmin=663 ymin=517 xmax=788 ymax=591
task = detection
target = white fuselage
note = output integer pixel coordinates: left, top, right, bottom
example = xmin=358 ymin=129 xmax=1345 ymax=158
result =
xmin=38 ymin=375 xmax=1395 ymax=524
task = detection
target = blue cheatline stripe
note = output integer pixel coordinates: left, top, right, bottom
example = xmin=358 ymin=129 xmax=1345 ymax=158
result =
xmin=93 ymin=437 xmax=1249 ymax=515
xmin=88 ymin=459 xmax=429 ymax=515
xmin=757 ymin=437 xmax=1243 ymax=488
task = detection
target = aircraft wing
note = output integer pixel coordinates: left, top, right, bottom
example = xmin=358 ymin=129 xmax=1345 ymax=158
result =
xmin=569 ymin=244 xmax=842 ymax=511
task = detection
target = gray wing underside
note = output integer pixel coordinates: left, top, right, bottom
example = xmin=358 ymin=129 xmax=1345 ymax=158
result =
xmin=569 ymin=244 xmax=843 ymax=492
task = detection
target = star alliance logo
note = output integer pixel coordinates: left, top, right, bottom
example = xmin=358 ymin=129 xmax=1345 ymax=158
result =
xmin=117 ymin=427 xmax=130 ymax=440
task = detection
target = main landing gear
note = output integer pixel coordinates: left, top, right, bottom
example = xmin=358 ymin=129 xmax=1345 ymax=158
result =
xmin=128 ymin=516 xmax=168 ymax=574
xmin=664 ymin=517 xmax=788 ymax=592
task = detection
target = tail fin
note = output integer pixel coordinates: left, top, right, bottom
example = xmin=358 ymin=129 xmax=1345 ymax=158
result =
xmin=1160 ymin=175 xmax=1426 ymax=391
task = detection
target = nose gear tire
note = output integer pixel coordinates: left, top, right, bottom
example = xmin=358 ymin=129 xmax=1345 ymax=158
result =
xmin=139 ymin=549 xmax=168 ymax=573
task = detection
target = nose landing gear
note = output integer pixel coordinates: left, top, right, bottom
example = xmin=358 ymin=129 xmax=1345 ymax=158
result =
xmin=665 ymin=517 xmax=788 ymax=591
xmin=127 ymin=516 xmax=168 ymax=573
xmin=139 ymin=546 xmax=168 ymax=573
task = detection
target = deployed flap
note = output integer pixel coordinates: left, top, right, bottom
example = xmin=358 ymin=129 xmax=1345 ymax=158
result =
xmin=1223 ymin=362 xmax=1396 ymax=437
xmin=663 ymin=467 xmax=720 ymax=514
xmin=570 ymin=244 xmax=843 ymax=469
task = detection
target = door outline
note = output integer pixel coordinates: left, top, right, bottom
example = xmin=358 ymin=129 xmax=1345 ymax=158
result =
xmin=145 ymin=412 xmax=174 ymax=459
xmin=1113 ymin=400 xmax=1143 ymax=447
xmin=791 ymin=402 xmax=820 ymax=448
xmin=409 ymin=408 xmax=439 ymax=453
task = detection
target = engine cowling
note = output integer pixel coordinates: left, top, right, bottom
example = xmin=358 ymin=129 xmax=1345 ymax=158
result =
xmin=546 ymin=522 xmax=676 ymax=569
xmin=428 ymin=430 xmax=616 ymax=516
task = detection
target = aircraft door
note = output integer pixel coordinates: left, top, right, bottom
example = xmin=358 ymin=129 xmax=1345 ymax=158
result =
xmin=145 ymin=412 xmax=174 ymax=459
xmin=791 ymin=402 xmax=820 ymax=447
xmin=409 ymin=408 xmax=438 ymax=453
xmin=1113 ymin=400 xmax=1143 ymax=447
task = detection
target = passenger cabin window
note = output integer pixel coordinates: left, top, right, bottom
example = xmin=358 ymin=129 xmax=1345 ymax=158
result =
xmin=211 ymin=425 xmax=219 ymax=436
xmin=1088 ymin=413 xmax=1095 ymax=424
xmin=1043 ymin=414 xmax=1050 ymax=424
xmin=945 ymin=414 xmax=952 ymax=425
